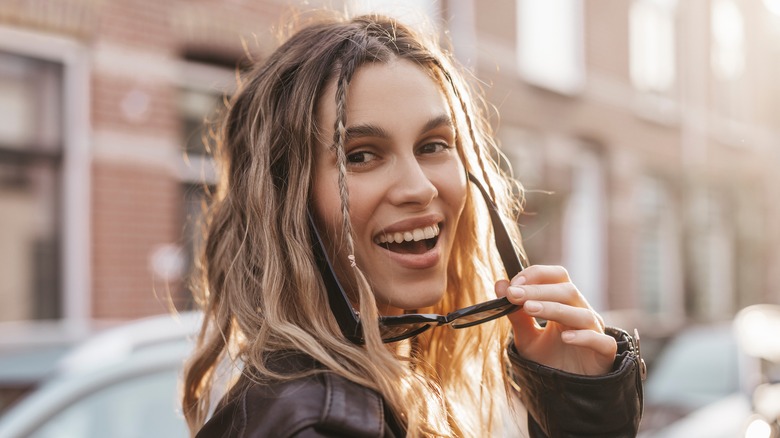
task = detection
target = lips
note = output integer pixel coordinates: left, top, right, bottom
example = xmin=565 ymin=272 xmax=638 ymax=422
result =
xmin=372 ymin=218 xmax=443 ymax=266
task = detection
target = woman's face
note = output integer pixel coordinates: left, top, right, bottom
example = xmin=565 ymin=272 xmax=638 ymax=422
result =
xmin=313 ymin=59 xmax=467 ymax=315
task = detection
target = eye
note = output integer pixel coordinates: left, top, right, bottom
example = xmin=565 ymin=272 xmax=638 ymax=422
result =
xmin=346 ymin=150 xmax=378 ymax=165
xmin=418 ymin=141 xmax=451 ymax=155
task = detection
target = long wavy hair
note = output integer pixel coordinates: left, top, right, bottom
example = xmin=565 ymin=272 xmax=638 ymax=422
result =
xmin=182 ymin=12 xmax=525 ymax=437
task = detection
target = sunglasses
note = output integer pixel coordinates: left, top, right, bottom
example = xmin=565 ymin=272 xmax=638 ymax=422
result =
xmin=308 ymin=173 xmax=525 ymax=343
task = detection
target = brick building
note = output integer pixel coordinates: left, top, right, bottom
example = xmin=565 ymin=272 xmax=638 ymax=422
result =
xmin=1 ymin=0 xmax=778 ymax=342
xmin=461 ymin=0 xmax=780 ymax=334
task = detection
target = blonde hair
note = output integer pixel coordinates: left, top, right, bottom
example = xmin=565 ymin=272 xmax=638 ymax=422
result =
xmin=182 ymin=12 xmax=525 ymax=437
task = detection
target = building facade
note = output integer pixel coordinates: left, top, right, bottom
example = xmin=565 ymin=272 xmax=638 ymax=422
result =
xmin=1 ymin=0 xmax=778 ymax=340
xmin=461 ymin=0 xmax=780 ymax=335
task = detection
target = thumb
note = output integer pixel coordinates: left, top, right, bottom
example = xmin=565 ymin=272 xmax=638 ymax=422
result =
xmin=495 ymin=280 xmax=538 ymax=338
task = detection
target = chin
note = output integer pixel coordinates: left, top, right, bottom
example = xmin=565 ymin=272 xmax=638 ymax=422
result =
xmin=374 ymin=284 xmax=446 ymax=314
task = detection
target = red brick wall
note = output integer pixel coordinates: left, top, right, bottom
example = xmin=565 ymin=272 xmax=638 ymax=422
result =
xmin=91 ymin=76 xmax=178 ymax=134
xmin=91 ymin=163 xmax=182 ymax=318
xmin=97 ymin=0 xmax=174 ymax=51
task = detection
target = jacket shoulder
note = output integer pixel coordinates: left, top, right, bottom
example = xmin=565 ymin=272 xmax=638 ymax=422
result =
xmin=196 ymin=372 xmax=388 ymax=438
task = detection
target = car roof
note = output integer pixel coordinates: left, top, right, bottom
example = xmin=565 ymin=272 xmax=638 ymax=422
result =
xmin=55 ymin=311 xmax=202 ymax=377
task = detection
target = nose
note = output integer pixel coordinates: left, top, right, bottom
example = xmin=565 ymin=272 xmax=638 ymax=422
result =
xmin=386 ymin=157 xmax=438 ymax=207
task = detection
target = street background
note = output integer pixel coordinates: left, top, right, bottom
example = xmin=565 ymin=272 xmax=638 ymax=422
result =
xmin=1 ymin=0 xmax=779 ymax=435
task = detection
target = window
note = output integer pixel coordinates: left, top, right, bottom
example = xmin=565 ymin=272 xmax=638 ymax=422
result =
xmin=175 ymin=60 xmax=233 ymax=306
xmin=347 ymin=0 xmax=440 ymax=30
xmin=629 ymin=0 xmax=677 ymax=94
xmin=0 ymin=27 xmax=90 ymax=326
xmin=711 ymin=0 xmax=744 ymax=81
xmin=688 ymin=190 xmax=735 ymax=319
xmin=561 ymin=146 xmax=607 ymax=310
xmin=765 ymin=0 xmax=780 ymax=16
xmin=0 ymin=51 xmax=63 ymax=321
xmin=516 ymin=0 xmax=585 ymax=94
xmin=636 ymin=176 xmax=683 ymax=316
xmin=710 ymin=0 xmax=746 ymax=122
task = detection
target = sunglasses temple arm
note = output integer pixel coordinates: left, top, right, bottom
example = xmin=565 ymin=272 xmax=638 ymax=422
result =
xmin=467 ymin=173 xmax=525 ymax=278
xmin=307 ymin=210 xmax=365 ymax=343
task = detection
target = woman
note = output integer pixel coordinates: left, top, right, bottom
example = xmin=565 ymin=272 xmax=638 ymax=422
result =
xmin=183 ymin=12 xmax=643 ymax=437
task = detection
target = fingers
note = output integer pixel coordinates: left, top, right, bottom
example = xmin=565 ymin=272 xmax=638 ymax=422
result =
xmin=500 ymin=264 xmax=617 ymax=375
xmin=561 ymin=330 xmax=617 ymax=359
xmin=506 ymin=281 xmax=586 ymax=309
xmin=507 ymin=265 xmax=588 ymax=308
xmin=522 ymin=300 xmax=605 ymax=332
xmin=510 ymin=265 xmax=571 ymax=286
xmin=495 ymin=279 xmax=539 ymax=333
xmin=502 ymin=264 xmax=606 ymax=334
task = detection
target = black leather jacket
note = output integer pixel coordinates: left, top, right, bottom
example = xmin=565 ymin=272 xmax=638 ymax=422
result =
xmin=196 ymin=328 xmax=643 ymax=437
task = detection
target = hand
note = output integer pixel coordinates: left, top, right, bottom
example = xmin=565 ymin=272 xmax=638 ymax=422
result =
xmin=495 ymin=265 xmax=616 ymax=376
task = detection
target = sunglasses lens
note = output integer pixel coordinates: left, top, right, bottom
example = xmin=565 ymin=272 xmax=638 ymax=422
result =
xmin=450 ymin=302 xmax=519 ymax=329
xmin=380 ymin=322 xmax=435 ymax=343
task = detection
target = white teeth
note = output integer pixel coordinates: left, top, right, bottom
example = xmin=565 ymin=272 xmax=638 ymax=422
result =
xmin=376 ymin=224 xmax=441 ymax=244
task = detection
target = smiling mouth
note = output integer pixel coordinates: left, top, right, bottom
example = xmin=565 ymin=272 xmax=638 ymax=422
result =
xmin=375 ymin=224 xmax=441 ymax=255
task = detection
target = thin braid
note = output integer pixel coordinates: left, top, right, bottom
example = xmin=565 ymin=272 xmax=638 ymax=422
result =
xmin=332 ymin=53 xmax=361 ymax=267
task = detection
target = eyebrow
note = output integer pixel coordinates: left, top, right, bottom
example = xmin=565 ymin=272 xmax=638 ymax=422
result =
xmin=420 ymin=114 xmax=454 ymax=135
xmin=343 ymin=113 xmax=453 ymax=143
xmin=344 ymin=124 xmax=390 ymax=142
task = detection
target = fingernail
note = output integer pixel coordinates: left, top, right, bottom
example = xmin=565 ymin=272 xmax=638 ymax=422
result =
xmin=508 ymin=286 xmax=524 ymax=300
xmin=524 ymin=301 xmax=542 ymax=313
xmin=562 ymin=331 xmax=576 ymax=342
xmin=513 ymin=275 xmax=526 ymax=285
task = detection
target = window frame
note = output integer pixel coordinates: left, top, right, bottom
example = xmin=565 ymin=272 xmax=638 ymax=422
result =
xmin=0 ymin=25 xmax=91 ymax=322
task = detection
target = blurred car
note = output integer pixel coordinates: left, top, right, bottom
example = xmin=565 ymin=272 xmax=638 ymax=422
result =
xmin=638 ymin=323 xmax=756 ymax=438
xmin=0 ymin=318 xmax=129 ymax=413
xmin=0 ymin=312 xmax=201 ymax=438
